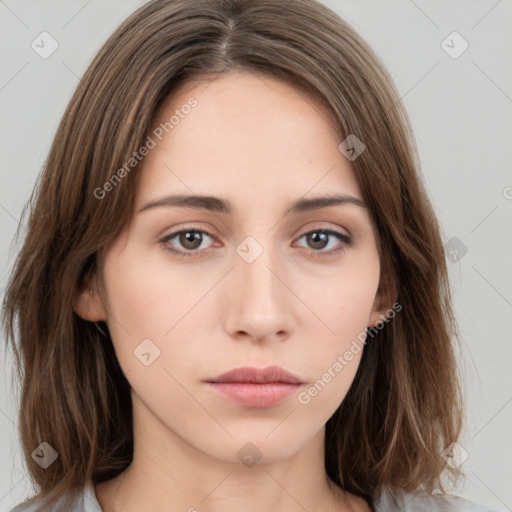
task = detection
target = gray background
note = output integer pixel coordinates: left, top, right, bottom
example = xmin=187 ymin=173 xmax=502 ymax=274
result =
xmin=1 ymin=0 xmax=511 ymax=510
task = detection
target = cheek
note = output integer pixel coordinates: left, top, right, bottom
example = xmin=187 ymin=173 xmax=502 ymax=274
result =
xmin=305 ymin=250 xmax=380 ymax=335
xmin=99 ymin=241 xmax=170 ymax=367
xmin=101 ymin=242 xmax=189 ymax=333
xmin=100 ymin=240 xmax=221 ymax=384
xmin=99 ymin=246 xmax=206 ymax=418
xmin=296 ymin=250 xmax=380 ymax=398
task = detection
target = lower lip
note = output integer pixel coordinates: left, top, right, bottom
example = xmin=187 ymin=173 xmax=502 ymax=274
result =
xmin=206 ymin=382 xmax=302 ymax=408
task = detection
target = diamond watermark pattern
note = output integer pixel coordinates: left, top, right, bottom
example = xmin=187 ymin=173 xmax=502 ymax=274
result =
xmin=441 ymin=441 xmax=469 ymax=468
xmin=236 ymin=236 xmax=264 ymax=263
xmin=134 ymin=338 xmax=161 ymax=366
xmin=31 ymin=31 xmax=59 ymax=59
xmin=441 ymin=31 xmax=469 ymax=59
xmin=338 ymin=134 xmax=366 ymax=161
xmin=31 ymin=442 xmax=59 ymax=469
xmin=237 ymin=442 xmax=262 ymax=467
xmin=445 ymin=236 xmax=468 ymax=263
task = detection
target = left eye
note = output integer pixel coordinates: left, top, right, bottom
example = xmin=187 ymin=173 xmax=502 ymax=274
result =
xmin=295 ymin=229 xmax=352 ymax=254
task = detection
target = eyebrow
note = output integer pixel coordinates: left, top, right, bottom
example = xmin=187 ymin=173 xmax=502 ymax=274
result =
xmin=137 ymin=193 xmax=366 ymax=215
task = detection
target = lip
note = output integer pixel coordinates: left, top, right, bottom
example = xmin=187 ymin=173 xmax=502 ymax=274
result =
xmin=206 ymin=365 xmax=304 ymax=385
xmin=204 ymin=365 xmax=304 ymax=408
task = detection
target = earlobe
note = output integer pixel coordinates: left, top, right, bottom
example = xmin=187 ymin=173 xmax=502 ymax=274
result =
xmin=368 ymin=272 xmax=398 ymax=327
xmin=73 ymin=283 xmax=107 ymax=322
xmin=368 ymin=305 xmax=385 ymax=328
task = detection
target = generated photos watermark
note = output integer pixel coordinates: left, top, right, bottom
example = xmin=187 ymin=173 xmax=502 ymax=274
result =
xmin=298 ymin=301 xmax=402 ymax=405
xmin=94 ymin=97 xmax=198 ymax=200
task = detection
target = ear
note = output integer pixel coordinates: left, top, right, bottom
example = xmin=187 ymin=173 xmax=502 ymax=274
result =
xmin=73 ymin=277 xmax=107 ymax=322
xmin=368 ymin=269 xmax=398 ymax=327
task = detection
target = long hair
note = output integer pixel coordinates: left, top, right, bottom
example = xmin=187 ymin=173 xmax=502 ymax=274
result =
xmin=3 ymin=0 xmax=463 ymax=508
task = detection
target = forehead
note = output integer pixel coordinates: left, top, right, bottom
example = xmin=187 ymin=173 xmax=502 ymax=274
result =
xmin=137 ymin=70 xmax=363 ymax=209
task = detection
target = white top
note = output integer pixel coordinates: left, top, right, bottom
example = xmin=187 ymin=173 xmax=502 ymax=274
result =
xmin=8 ymin=480 xmax=503 ymax=512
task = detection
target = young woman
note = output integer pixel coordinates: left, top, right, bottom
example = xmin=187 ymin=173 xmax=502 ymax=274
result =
xmin=3 ymin=0 xmax=500 ymax=511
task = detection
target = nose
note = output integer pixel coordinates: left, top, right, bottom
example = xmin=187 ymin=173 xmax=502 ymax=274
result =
xmin=222 ymin=240 xmax=293 ymax=344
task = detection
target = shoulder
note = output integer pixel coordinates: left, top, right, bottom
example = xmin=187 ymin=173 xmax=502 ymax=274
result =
xmin=373 ymin=486 xmax=504 ymax=512
xmin=7 ymin=480 xmax=102 ymax=512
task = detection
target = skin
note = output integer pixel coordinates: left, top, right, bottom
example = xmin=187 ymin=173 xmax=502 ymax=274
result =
xmin=75 ymin=70 xmax=390 ymax=512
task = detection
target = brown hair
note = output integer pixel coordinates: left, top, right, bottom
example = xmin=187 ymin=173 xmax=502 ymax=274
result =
xmin=3 ymin=0 xmax=463 ymax=508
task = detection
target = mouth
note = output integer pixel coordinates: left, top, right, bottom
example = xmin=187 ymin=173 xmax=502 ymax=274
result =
xmin=204 ymin=365 xmax=304 ymax=408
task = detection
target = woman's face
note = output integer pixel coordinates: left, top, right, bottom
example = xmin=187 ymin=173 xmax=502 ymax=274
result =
xmin=90 ymin=70 xmax=383 ymax=464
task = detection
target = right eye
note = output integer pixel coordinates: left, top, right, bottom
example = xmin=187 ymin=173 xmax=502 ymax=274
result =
xmin=159 ymin=228 xmax=217 ymax=258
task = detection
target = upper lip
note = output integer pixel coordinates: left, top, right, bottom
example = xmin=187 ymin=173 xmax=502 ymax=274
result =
xmin=205 ymin=365 xmax=303 ymax=384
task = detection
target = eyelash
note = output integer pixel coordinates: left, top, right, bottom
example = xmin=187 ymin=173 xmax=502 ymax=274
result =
xmin=159 ymin=227 xmax=352 ymax=260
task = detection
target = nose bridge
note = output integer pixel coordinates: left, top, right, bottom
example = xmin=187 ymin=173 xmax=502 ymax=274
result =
xmin=226 ymin=233 xmax=291 ymax=340
xmin=238 ymin=234 xmax=281 ymax=306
